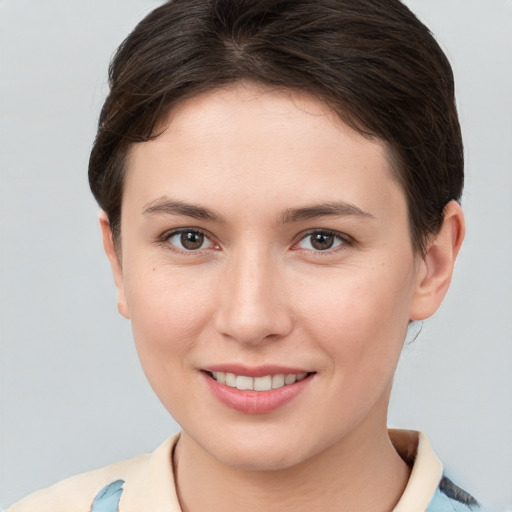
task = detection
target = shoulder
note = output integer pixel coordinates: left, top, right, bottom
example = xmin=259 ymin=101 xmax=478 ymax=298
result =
xmin=427 ymin=476 xmax=480 ymax=511
xmin=390 ymin=430 xmax=480 ymax=512
xmin=6 ymin=435 xmax=179 ymax=512
xmin=6 ymin=454 xmax=148 ymax=512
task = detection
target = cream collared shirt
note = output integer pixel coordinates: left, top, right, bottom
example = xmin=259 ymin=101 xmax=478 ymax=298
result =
xmin=8 ymin=430 xmax=448 ymax=512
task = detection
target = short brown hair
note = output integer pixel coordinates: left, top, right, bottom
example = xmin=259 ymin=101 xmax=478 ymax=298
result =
xmin=89 ymin=0 xmax=463 ymax=253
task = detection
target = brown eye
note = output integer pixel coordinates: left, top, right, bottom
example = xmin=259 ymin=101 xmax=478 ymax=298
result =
xmin=296 ymin=230 xmax=344 ymax=252
xmin=167 ymin=230 xmax=209 ymax=251
xmin=181 ymin=231 xmax=204 ymax=250
xmin=310 ymin=232 xmax=334 ymax=250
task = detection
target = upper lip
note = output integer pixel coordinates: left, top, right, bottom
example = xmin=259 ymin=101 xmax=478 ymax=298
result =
xmin=202 ymin=364 xmax=312 ymax=378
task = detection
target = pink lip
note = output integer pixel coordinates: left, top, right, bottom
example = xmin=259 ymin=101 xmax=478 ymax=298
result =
xmin=201 ymin=368 xmax=314 ymax=415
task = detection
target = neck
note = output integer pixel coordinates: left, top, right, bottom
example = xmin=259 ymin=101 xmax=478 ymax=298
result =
xmin=173 ymin=416 xmax=410 ymax=512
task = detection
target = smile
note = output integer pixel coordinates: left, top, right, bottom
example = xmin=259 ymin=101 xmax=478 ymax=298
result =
xmin=204 ymin=369 xmax=315 ymax=414
xmin=210 ymin=372 xmax=308 ymax=391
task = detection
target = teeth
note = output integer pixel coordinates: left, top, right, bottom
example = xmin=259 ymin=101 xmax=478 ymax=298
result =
xmin=211 ymin=371 xmax=308 ymax=391
xmin=236 ymin=375 xmax=254 ymax=390
xmin=272 ymin=374 xmax=285 ymax=388
xmin=284 ymin=374 xmax=296 ymax=385
xmin=254 ymin=375 xmax=272 ymax=391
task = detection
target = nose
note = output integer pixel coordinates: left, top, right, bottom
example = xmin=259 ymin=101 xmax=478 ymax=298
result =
xmin=214 ymin=247 xmax=294 ymax=346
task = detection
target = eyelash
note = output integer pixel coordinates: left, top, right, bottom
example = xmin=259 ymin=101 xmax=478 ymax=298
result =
xmin=158 ymin=228 xmax=352 ymax=255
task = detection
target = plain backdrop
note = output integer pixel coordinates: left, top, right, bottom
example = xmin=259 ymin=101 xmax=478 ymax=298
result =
xmin=1 ymin=1 xmax=511 ymax=510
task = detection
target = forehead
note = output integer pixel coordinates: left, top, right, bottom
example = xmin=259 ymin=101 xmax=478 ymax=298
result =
xmin=123 ymin=83 xmax=405 ymax=222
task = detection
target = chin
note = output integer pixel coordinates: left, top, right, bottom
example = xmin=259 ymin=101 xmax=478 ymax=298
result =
xmin=214 ymin=444 xmax=308 ymax=472
xmin=196 ymin=427 xmax=328 ymax=472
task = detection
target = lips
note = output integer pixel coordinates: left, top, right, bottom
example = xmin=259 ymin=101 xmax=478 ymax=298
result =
xmin=202 ymin=365 xmax=314 ymax=414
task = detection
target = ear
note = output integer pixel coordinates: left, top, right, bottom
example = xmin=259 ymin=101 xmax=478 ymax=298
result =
xmin=99 ymin=211 xmax=130 ymax=319
xmin=409 ymin=200 xmax=465 ymax=321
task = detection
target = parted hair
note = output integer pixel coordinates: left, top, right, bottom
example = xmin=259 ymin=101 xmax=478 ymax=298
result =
xmin=89 ymin=0 xmax=463 ymax=253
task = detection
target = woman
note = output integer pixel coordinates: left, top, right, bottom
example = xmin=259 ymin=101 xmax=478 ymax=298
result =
xmin=7 ymin=0 xmax=481 ymax=510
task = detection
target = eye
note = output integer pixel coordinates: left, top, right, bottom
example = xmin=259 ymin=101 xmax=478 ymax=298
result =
xmin=295 ymin=230 xmax=346 ymax=252
xmin=166 ymin=229 xmax=214 ymax=251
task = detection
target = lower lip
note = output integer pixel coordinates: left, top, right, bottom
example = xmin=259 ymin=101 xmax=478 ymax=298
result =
xmin=203 ymin=372 xmax=313 ymax=414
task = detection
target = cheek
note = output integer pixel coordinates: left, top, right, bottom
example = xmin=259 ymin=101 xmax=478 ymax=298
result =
xmin=296 ymin=261 xmax=414 ymax=370
xmin=124 ymin=266 xmax=213 ymax=374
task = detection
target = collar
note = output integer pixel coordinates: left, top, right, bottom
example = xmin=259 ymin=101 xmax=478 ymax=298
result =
xmin=121 ymin=430 xmax=443 ymax=512
xmin=391 ymin=429 xmax=444 ymax=512
xmin=121 ymin=434 xmax=182 ymax=512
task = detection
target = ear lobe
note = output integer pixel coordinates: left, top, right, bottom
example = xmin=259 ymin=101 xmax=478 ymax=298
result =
xmin=409 ymin=200 xmax=465 ymax=321
xmin=99 ymin=211 xmax=131 ymax=319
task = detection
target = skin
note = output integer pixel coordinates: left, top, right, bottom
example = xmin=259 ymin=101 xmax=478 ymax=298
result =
xmin=101 ymin=83 xmax=464 ymax=511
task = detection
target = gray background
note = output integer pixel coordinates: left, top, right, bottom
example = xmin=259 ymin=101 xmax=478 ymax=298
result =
xmin=0 ymin=1 xmax=511 ymax=510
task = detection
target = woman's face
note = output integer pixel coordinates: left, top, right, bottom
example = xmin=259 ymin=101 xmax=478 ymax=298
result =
xmin=111 ymin=83 xmax=426 ymax=470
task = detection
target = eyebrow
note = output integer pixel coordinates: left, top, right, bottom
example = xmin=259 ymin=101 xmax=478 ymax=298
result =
xmin=143 ymin=198 xmax=373 ymax=224
xmin=143 ymin=198 xmax=225 ymax=222
xmin=280 ymin=202 xmax=374 ymax=223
